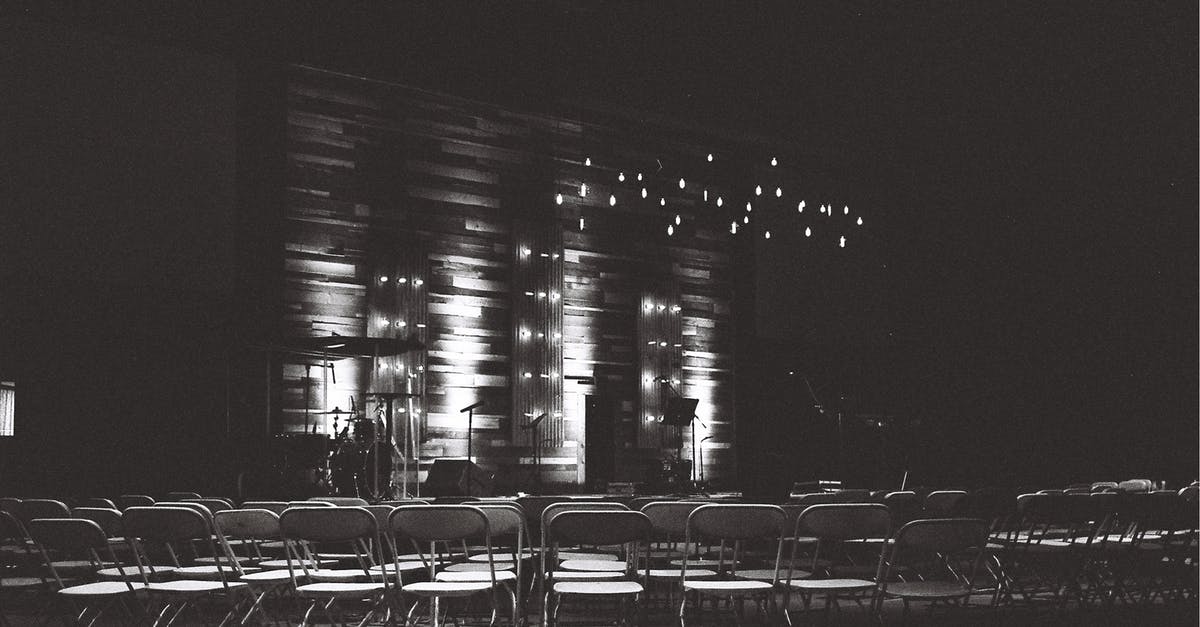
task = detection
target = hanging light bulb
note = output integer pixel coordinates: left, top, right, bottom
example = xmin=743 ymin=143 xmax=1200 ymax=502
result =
xmin=641 ymin=188 xmax=648 ymax=199
xmin=637 ymin=173 xmax=643 ymax=181
xmin=707 ymin=153 xmax=714 ymax=162
xmin=678 ymin=178 xmax=686 ymax=189
xmin=716 ymin=196 xmax=723 ymax=207
xmin=839 ymin=236 xmax=846 ymax=248
xmin=755 ymin=185 xmax=762 ymax=196
xmin=579 ymin=183 xmax=587 ymax=197
xmin=730 ymin=221 xmax=738 ymax=234
xmin=379 ymin=276 xmax=389 ymax=283
xmin=743 ymin=215 xmax=750 ymax=224
xmin=771 ymin=157 xmax=778 ymax=167
xmin=579 ymin=217 xmax=586 ymax=230
xmin=856 ymin=216 xmax=863 ymax=226
xmin=667 ymin=224 xmax=674 ymax=236
xmin=844 ymin=205 xmax=850 ymax=215
xmin=764 ymin=230 xmax=771 ymax=239
xmin=776 ymin=187 xmax=783 ymax=198
xmin=609 ymin=194 xmax=616 ymax=206
xmin=798 ymin=200 xmax=806 ymax=212
xmin=555 ymin=193 xmax=563 ymax=205
xmin=660 ymin=198 xmax=666 ymax=207
xmin=584 ymin=157 xmax=591 ymax=166
xmin=674 ymin=214 xmax=681 ymax=225
xmin=618 ymin=172 xmax=625 ymax=182
xmin=805 ymin=227 xmax=812 ymax=237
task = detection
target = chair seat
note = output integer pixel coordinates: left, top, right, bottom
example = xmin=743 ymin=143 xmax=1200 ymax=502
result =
xmin=96 ymin=565 xmax=176 ymax=579
xmin=882 ymin=581 xmax=970 ymax=600
xmin=50 ymin=559 xmax=107 ymax=572
xmin=442 ymin=561 xmax=515 ymax=572
xmin=789 ymin=578 xmax=875 ymax=592
xmin=553 ymin=581 xmax=643 ymax=595
xmin=240 ymin=570 xmax=296 ymax=583
xmin=368 ymin=561 xmax=428 ymax=574
xmin=669 ymin=558 xmax=727 ymax=568
xmin=307 ymin=569 xmax=372 ymax=582
xmin=256 ymin=559 xmax=339 ymax=570
xmin=735 ymin=568 xmax=810 ymax=582
xmin=436 ymin=570 xmax=518 ymax=583
xmin=59 ymin=581 xmax=146 ymax=596
xmin=557 ymin=551 xmax=619 ymax=561
xmin=296 ymin=582 xmax=385 ymax=599
xmin=192 ymin=556 xmax=256 ymax=566
xmin=559 ymin=559 xmax=627 ymax=572
xmin=402 ymin=581 xmax=494 ymax=597
xmin=550 ymin=570 xmax=624 ymax=581
xmin=0 ymin=577 xmax=46 ymax=588
xmin=646 ymin=568 xmax=717 ymax=579
xmin=467 ymin=550 xmax=533 ymax=562
xmin=683 ymin=580 xmax=773 ymax=593
xmin=147 ymin=580 xmax=248 ymax=595
xmin=174 ymin=565 xmax=262 ymax=580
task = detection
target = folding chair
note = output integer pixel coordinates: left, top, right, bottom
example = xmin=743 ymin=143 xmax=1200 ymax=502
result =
xmin=27 ymin=518 xmax=145 ymax=626
xmin=434 ymin=504 xmax=527 ymax=626
xmin=390 ymin=505 xmax=501 ymax=627
xmin=783 ymin=504 xmax=889 ymax=624
xmin=679 ymin=504 xmax=787 ymax=626
xmin=1 ymin=510 xmax=45 ymax=627
xmin=639 ymin=501 xmax=717 ymax=609
xmin=279 ymin=506 xmax=389 ymax=627
xmin=117 ymin=495 xmax=155 ymax=511
xmin=239 ymin=501 xmax=289 ymax=515
xmin=211 ymin=508 xmax=298 ymax=624
xmin=543 ymin=510 xmax=651 ymax=627
xmin=923 ymin=491 xmax=967 ymax=518
xmin=308 ymin=497 xmax=369 ymax=507
xmin=876 ymin=518 xmax=990 ymax=620
xmin=122 ymin=506 xmax=250 ymax=627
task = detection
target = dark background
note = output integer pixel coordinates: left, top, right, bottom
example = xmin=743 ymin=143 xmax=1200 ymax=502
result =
xmin=1 ymin=2 xmax=1195 ymax=495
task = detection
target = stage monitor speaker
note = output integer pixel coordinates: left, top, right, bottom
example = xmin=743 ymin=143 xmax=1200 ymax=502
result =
xmin=423 ymin=459 xmax=494 ymax=497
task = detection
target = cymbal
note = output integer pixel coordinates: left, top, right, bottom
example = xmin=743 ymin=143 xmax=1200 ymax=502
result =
xmin=365 ymin=392 xmax=422 ymax=399
xmin=270 ymin=336 xmax=425 ymax=359
xmin=318 ymin=407 xmax=350 ymax=414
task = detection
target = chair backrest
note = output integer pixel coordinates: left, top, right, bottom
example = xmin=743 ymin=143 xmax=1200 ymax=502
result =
xmin=545 ymin=510 xmax=652 ymax=548
xmin=686 ymin=504 xmax=786 ymax=542
xmin=117 ymin=494 xmax=155 ymax=510
xmin=0 ymin=510 xmax=27 ymax=542
xmin=892 ymin=518 xmax=989 ymax=553
xmin=640 ymin=501 xmax=706 ymax=537
xmin=379 ymin=499 xmax=431 ymax=507
xmin=213 ymin=509 xmax=281 ymax=541
xmin=389 ymin=505 xmax=488 ymax=544
xmin=1178 ymin=485 xmax=1198 ymax=504
xmin=240 ymin=501 xmax=289 ymax=515
xmin=165 ymin=491 xmax=203 ymax=501
xmin=79 ymin=497 xmax=117 ymax=509
xmin=183 ymin=498 xmax=234 ymax=514
xmin=1117 ymin=479 xmax=1153 ymax=494
xmin=280 ymin=506 xmax=378 ymax=544
xmin=795 ymin=503 xmax=890 ymax=542
xmin=789 ymin=492 xmax=843 ymax=507
xmin=123 ymin=506 xmax=211 ymax=543
xmin=882 ymin=491 xmax=922 ymax=525
xmin=289 ymin=500 xmax=335 ymax=508
xmin=72 ymin=507 xmax=123 ymax=538
xmin=309 ymin=496 xmax=369 ymax=507
xmin=0 ymin=498 xmax=21 ymax=515
xmin=29 ymin=517 xmax=109 ymax=552
xmin=923 ymin=491 xmax=967 ymax=517
xmin=540 ymin=501 xmax=628 ymax=532
xmin=154 ymin=501 xmax=214 ymax=521
xmin=14 ymin=499 xmax=70 ymax=524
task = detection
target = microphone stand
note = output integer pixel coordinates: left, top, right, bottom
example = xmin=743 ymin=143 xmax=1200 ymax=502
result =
xmin=460 ymin=401 xmax=484 ymax=494
xmin=658 ymin=379 xmax=704 ymax=486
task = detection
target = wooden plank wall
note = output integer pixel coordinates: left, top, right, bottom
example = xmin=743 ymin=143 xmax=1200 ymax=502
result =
xmin=280 ymin=64 xmax=793 ymax=488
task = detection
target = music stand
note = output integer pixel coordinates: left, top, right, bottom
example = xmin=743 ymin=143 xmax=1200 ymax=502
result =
xmin=662 ymin=397 xmax=700 ymax=483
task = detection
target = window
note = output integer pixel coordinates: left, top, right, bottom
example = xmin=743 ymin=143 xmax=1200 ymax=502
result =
xmin=0 ymin=381 xmax=13 ymax=436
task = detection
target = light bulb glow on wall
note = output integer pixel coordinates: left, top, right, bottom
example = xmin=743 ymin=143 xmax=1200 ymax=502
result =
xmin=856 ymin=217 xmax=863 ymax=226
xmin=667 ymin=225 xmax=674 ymax=236
xmin=707 ymin=153 xmax=713 ymax=162
xmin=609 ymin=194 xmax=616 ymax=206
xmin=641 ymin=188 xmax=648 ymax=199
xmin=580 ymin=183 xmax=587 ymax=197
xmin=674 ymin=214 xmax=681 ymax=225
xmin=805 ymin=227 xmax=812 ymax=237
xmin=555 ymin=193 xmax=563 ymax=205
xmin=618 ymin=172 xmax=625 ymax=182
xmin=771 ymin=157 xmax=778 ymax=166
xmin=755 ymin=185 xmax=762 ymax=196
xmin=379 ymin=276 xmax=389 ymax=283
xmin=716 ymin=197 xmax=723 ymax=207
xmin=776 ymin=187 xmax=783 ymax=198
xmin=584 ymin=157 xmax=591 ymax=166
xmin=764 ymin=231 xmax=771 ymax=239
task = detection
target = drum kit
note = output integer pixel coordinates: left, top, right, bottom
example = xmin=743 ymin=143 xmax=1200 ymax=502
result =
xmin=264 ymin=335 xmax=426 ymax=500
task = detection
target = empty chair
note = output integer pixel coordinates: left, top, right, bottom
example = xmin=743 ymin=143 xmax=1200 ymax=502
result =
xmin=543 ymin=510 xmax=652 ymax=627
xmin=278 ymin=506 xmax=389 ymax=626
xmin=679 ymin=504 xmax=787 ymax=625
xmin=212 ymin=508 xmax=294 ymax=625
xmin=122 ymin=505 xmax=250 ymax=626
xmin=11 ymin=499 xmax=70 ymax=527
xmin=876 ymin=518 xmax=990 ymax=619
xmin=27 ymin=518 xmax=145 ymax=626
xmin=783 ymin=504 xmax=890 ymax=622
xmin=390 ymin=505 xmax=501 ymax=627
